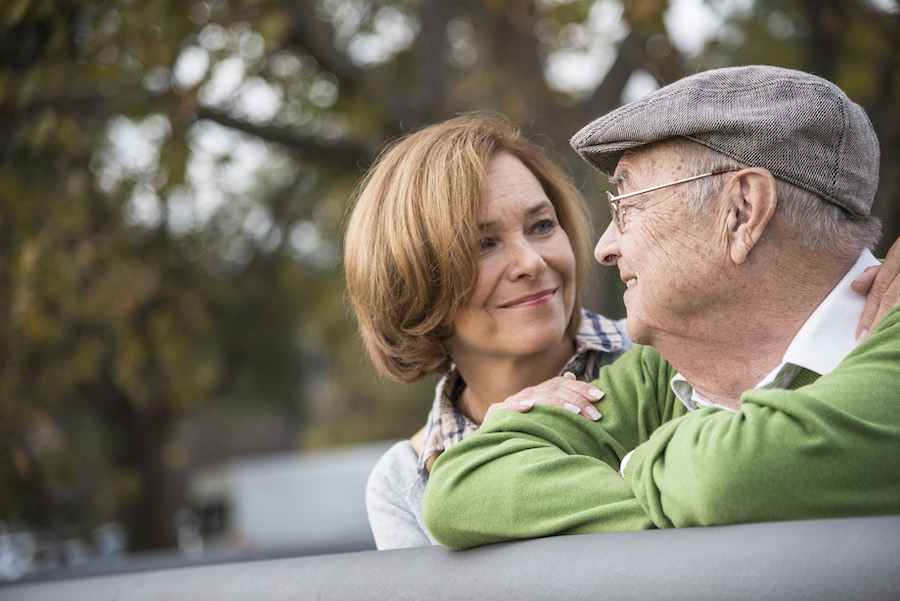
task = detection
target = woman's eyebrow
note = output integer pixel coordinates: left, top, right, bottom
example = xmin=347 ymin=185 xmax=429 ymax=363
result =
xmin=524 ymin=200 xmax=554 ymax=217
xmin=477 ymin=200 xmax=554 ymax=230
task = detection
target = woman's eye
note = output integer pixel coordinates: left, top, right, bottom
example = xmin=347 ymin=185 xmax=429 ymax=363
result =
xmin=479 ymin=238 xmax=496 ymax=251
xmin=531 ymin=219 xmax=557 ymax=234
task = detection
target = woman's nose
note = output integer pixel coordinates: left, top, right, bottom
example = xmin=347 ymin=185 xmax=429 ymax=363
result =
xmin=508 ymin=239 xmax=547 ymax=279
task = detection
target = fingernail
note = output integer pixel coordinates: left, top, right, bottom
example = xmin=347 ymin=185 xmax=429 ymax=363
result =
xmin=563 ymin=402 xmax=581 ymax=414
xmin=563 ymin=371 xmax=576 ymax=380
xmin=519 ymin=400 xmax=534 ymax=408
xmin=585 ymin=404 xmax=602 ymax=421
xmin=856 ymin=329 xmax=868 ymax=344
xmin=588 ymin=387 xmax=605 ymax=400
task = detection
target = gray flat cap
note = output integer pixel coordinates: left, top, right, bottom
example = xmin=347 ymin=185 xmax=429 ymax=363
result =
xmin=570 ymin=65 xmax=880 ymax=216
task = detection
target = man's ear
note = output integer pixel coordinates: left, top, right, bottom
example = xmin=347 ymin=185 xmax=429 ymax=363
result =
xmin=721 ymin=168 xmax=778 ymax=265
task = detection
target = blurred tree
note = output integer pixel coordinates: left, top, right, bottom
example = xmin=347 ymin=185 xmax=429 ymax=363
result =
xmin=1 ymin=0 xmax=897 ymax=553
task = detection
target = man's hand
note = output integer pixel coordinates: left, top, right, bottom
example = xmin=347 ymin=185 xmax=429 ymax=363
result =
xmin=484 ymin=372 xmax=605 ymax=422
xmin=852 ymin=236 xmax=900 ymax=341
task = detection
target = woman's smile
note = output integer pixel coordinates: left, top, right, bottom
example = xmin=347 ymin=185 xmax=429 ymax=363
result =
xmin=500 ymin=288 xmax=558 ymax=309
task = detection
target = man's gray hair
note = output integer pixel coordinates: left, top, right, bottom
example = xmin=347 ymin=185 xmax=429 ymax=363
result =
xmin=671 ymin=138 xmax=882 ymax=257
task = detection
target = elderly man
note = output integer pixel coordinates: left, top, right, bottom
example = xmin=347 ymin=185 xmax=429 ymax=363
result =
xmin=422 ymin=65 xmax=900 ymax=549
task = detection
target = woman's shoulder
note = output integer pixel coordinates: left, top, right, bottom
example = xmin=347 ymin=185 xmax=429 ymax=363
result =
xmin=578 ymin=308 xmax=632 ymax=352
xmin=367 ymin=438 xmax=429 ymax=516
xmin=368 ymin=439 xmax=422 ymax=489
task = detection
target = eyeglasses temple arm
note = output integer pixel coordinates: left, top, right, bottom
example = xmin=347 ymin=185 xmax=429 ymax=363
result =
xmin=608 ymin=169 xmax=738 ymax=202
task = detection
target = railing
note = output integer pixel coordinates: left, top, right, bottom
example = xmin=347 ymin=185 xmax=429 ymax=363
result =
xmin=3 ymin=515 xmax=899 ymax=601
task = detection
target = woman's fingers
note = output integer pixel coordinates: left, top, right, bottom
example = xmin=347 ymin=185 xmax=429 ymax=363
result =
xmin=484 ymin=375 xmax=605 ymax=422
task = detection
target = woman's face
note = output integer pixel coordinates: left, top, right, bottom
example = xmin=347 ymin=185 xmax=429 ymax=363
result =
xmin=448 ymin=152 xmax=577 ymax=362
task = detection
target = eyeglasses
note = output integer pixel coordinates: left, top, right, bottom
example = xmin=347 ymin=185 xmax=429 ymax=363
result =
xmin=606 ymin=168 xmax=741 ymax=233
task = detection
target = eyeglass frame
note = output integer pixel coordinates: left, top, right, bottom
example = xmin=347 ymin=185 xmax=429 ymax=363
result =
xmin=606 ymin=168 xmax=742 ymax=233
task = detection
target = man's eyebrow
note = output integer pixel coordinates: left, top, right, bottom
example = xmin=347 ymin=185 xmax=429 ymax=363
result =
xmin=477 ymin=200 xmax=553 ymax=230
xmin=608 ymin=170 xmax=627 ymax=188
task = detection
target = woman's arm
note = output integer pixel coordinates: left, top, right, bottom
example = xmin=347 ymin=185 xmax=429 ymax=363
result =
xmin=366 ymin=441 xmax=434 ymax=549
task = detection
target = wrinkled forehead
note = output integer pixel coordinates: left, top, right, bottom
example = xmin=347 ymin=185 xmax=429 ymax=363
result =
xmin=611 ymin=142 xmax=681 ymax=185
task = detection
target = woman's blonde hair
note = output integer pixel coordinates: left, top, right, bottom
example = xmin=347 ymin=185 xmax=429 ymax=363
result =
xmin=343 ymin=114 xmax=593 ymax=382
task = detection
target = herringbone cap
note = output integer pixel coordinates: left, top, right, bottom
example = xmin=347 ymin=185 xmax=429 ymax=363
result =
xmin=570 ymin=65 xmax=879 ymax=216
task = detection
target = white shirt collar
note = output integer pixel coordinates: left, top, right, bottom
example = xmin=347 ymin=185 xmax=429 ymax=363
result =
xmin=672 ymin=249 xmax=880 ymax=411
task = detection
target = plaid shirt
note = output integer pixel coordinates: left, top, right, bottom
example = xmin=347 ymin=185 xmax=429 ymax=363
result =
xmin=416 ymin=308 xmax=631 ymax=473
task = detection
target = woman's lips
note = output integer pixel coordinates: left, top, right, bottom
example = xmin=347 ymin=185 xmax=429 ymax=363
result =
xmin=501 ymin=288 xmax=556 ymax=309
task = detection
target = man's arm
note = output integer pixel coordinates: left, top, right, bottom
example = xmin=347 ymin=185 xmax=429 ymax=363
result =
xmin=625 ymin=307 xmax=900 ymax=528
xmin=422 ymin=345 xmax=686 ymax=549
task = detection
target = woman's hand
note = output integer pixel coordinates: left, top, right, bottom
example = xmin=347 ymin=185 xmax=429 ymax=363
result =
xmin=484 ymin=372 xmax=605 ymax=422
xmin=852 ymin=236 xmax=900 ymax=341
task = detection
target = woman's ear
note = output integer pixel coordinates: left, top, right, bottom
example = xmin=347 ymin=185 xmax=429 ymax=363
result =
xmin=721 ymin=168 xmax=778 ymax=265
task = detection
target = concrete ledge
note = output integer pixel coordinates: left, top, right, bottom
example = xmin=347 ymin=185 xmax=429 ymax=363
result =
xmin=3 ymin=516 xmax=899 ymax=601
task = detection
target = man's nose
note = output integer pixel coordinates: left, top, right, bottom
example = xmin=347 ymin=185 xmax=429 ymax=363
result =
xmin=594 ymin=220 xmax=621 ymax=266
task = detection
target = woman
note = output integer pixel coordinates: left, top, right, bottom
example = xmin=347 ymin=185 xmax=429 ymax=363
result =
xmin=343 ymin=115 xmax=631 ymax=549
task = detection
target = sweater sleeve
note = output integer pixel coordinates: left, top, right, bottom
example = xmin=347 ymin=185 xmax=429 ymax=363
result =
xmin=422 ymin=345 xmax=685 ymax=550
xmin=624 ymin=307 xmax=900 ymax=528
xmin=366 ymin=440 xmax=435 ymax=549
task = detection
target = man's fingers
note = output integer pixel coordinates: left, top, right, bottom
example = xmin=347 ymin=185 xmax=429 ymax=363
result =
xmin=868 ymin=279 xmax=900 ymax=338
xmin=850 ymin=266 xmax=878 ymax=294
xmin=857 ymin=236 xmax=900 ymax=340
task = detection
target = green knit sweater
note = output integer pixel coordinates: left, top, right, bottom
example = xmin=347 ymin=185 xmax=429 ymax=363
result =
xmin=422 ymin=308 xmax=900 ymax=550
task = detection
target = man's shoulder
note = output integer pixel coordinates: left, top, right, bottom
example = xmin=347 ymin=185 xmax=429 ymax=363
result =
xmin=871 ymin=305 xmax=900 ymax=340
xmin=608 ymin=343 xmax=677 ymax=377
xmin=593 ymin=344 xmax=683 ymax=420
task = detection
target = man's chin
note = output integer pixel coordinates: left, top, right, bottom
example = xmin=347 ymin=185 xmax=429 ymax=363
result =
xmin=623 ymin=315 xmax=651 ymax=346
